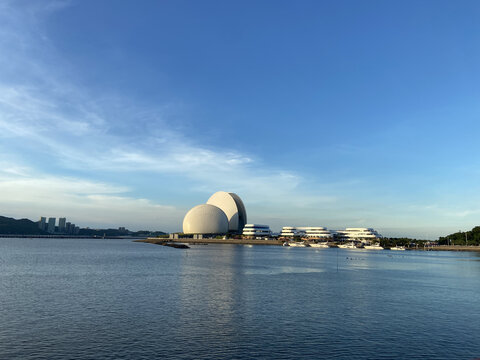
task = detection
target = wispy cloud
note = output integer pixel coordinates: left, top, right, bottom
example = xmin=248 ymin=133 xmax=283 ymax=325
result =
xmin=0 ymin=80 xmax=305 ymax=201
xmin=0 ymin=1 xmax=339 ymax=229
xmin=0 ymin=164 xmax=184 ymax=230
xmin=6 ymin=1 xmax=467 ymax=240
xmin=0 ymin=1 xmax=282 ymax=184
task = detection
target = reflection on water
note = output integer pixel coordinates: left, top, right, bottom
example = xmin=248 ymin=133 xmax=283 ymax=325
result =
xmin=0 ymin=239 xmax=480 ymax=359
xmin=178 ymin=245 xmax=240 ymax=339
xmin=244 ymin=266 xmax=325 ymax=275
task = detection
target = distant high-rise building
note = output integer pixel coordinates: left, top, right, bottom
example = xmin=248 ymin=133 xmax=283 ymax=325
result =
xmin=47 ymin=217 xmax=56 ymax=233
xmin=74 ymin=226 xmax=80 ymax=235
xmin=59 ymin=217 xmax=66 ymax=233
xmin=66 ymin=222 xmax=72 ymax=234
xmin=39 ymin=217 xmax=46 ymax=231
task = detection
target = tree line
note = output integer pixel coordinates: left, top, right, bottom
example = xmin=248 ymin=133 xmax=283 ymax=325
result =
xmin=438 ymin=226 xmax=480 ymax=246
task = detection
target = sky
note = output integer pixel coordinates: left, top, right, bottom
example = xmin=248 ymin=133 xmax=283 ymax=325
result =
xmin=1 ymin=0 xmax=479 ymax=239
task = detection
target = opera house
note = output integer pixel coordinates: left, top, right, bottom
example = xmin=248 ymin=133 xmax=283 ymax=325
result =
xmin=181 ymin=191 xmax=381 ymax=241
xmin=183 ymin=191 xmax=247 ymax=235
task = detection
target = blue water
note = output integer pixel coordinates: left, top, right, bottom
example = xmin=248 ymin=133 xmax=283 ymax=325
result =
xmin=1 ymin=238 xmax=479 ymax=359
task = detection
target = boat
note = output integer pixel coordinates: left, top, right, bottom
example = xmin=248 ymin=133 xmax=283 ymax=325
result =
xmin=282 ymin=242 xmax=290 ymax=246
xmin=390 ymin=245 xmax=406 ymax=251
xmin=309 ymin=242 xmax=330 ymax=248
xmin=364 ymin=243 xmax=384 ymax=250
xmin=288 ymin=241 xmax=307 ymax=247
xmin=337 ymin=242 xmax=357 ymax=249
xmin=157 ymin=242 xmax=190 ymax=249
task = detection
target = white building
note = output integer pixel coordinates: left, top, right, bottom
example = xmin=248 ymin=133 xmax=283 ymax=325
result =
xmin=206 ymin=191 xmax=247 ymax=234
xmin=183 ymin=191 xmax=247 ymax=235
xmin=335 ymin=228 xmax=382 ymax=242
xmin=303 ymin=227 xmax=332 ymax=238
xmin=280 ymin=226 xmax=301 ymax=237
xmin=242 ymin=224 xmax=271 ymax=238
xmin=183 ymin=204 xmax=229 ymax=235
xmin=280 ymin=226 xmax=332 ymax=238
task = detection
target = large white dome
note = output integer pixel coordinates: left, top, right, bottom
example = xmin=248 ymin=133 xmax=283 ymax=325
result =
xmin=182 ymin=204 xmax=229 ymax=235
xmin=206 ymin=191 xmax=247 ymax=233
xmin=229 ymin=192 xmax=247 ymax=229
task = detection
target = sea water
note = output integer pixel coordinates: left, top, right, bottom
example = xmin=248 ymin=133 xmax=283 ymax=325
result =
xmin=1 ymin=238 xmax=479 ymax=359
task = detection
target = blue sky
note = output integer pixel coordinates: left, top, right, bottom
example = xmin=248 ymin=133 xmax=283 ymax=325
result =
xmin=1 ymin=0 xmax=479 ymax=238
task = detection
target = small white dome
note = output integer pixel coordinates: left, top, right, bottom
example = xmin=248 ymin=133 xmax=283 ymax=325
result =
xmin=183 ymin=204 xmax=229 ymax=234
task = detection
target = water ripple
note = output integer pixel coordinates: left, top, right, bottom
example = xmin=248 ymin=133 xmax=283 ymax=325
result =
xmin=1 ymin=239 xmax=480 ymax=359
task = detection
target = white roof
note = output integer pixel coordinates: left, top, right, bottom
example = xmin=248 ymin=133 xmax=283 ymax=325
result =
xmin=207 ymin=191 xmax=247 ymax=233
xmin=183 ymin=204 xmax=229 ymax=234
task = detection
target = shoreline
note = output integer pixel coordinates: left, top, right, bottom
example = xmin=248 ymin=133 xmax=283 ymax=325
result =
xmin=418 ymin=245 xmax=480 ymax=252
xmin=0 ymin=235 xmax=147 ymax=239
xmin=3 ymin=236 xmax=480 ymax=252
xmin=139 ymin=238 xmax=284 ymax=246
xmin=140 ymin=238 xmax=480 ymax=252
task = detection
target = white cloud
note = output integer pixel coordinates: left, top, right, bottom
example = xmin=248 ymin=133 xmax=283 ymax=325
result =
xmin=0 ymin=1 xmax=331 ymax=215
xmin=0 ymin=165 xmax=184 ymax=231
xmin=4 ymin=0 xmax=462 ymax=239
xmin=0 ymin=1 xmax=338 ymax=230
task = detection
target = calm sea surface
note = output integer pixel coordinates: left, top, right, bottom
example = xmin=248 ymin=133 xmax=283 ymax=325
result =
xmin=1 ymin=238 xmax=479 ymax=359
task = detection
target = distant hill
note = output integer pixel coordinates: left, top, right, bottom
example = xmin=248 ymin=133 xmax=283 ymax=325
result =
xmin=0 ymin=216 xmax=48 ymax=235
xmin=0 ymin=215 xmax=167 ymax=237
xmin=0 ymin=216 xmax=166 ymax=237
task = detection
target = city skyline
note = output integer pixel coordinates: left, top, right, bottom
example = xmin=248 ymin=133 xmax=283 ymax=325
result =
xmin=38 ymin=216 xmax=79 ymax=234
xmin=1 ymin=1 xmax=480 ymax=239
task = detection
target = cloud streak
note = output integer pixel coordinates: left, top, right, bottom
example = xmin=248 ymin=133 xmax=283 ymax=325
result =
xmin=0 ymin=164 xmax=184 ymax=230
xmin=3 ymin=1 xmax=469 ymax=240
xmin=0 ymin=1 xmax=339 ymax=230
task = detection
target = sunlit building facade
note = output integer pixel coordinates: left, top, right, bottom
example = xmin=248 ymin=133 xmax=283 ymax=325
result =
xmin=280 ymin=226 xmax=332 ymax=238
xmin=335 ymin=228 xmax=382 ymax=242
xmin=242 ymin=224 xmax=271 ymax=238
xmin=183 ymin=191 xmax=247 ymax=235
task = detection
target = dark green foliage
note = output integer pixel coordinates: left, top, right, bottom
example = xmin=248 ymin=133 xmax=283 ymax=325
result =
xmin=439 ymin=226 xmax=480 ymax=245
xmin=380 ymin=238 xmax=429 ymax=248
xmin=0 ymin=216 xmax=49 ymax=235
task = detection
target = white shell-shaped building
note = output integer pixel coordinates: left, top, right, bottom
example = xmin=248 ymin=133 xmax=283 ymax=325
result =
xmin=182 ymin=204 xmax=229 ymax=235
xmin=206 ymin=191 xmax=247 ymax=233
xmin=182 ymin=191 xmax=247 ymax=235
